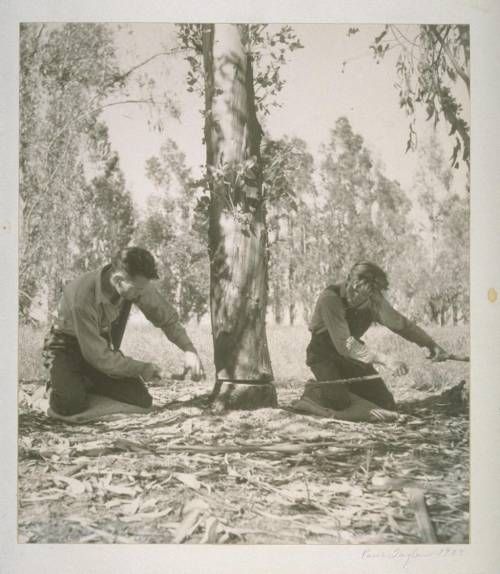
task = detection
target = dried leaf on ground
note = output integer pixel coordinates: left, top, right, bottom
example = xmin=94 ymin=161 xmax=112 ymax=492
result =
xmin=51 ymin=475 xmax=87 ymax=496
xmin=18 ymin=379 xmax=469 ymax=544
xmin=173 ymin=498 xmax=209 ymax=543
xmin=173 ymin=473 xmax=203 ymax=491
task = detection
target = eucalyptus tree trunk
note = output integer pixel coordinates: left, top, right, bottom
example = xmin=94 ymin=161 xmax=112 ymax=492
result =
xmin=203 ymin=24 xmax=276 ymax=410
xmin=272 ymin=211 xmax=283 ymax=325
xmin=287 ymin=214 xmax=296 ymax=325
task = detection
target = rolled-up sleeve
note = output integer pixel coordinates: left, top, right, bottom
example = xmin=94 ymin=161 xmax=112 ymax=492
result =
xmin=374 ymin=294 xmax=435 ymax=349
xmin=73 ymin=304 xmax=150 ymax=378
xmin=135 ymin=286 xmax=196 ymax=353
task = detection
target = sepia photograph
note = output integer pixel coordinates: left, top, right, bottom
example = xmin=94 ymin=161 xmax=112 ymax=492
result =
xmin=15 ymin=20 xmax=473 ymax=547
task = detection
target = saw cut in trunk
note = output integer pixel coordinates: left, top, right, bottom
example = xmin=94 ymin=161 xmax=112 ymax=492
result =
xmin=203 ymin=24 xmax=276 ymax=410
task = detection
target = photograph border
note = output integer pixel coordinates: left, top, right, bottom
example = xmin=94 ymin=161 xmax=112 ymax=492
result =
xmin=2 ymin=1 xmax=500 ymax=573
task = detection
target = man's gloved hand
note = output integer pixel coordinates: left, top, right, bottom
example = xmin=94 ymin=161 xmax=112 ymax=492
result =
xmin=388 ymin=359 xmax=409 ymax=377
xmin=428 ymin=343 xmax=449 ymax=362
xmin=142 ymin=362 xmax=163 ymax=382
xmin=183 ymin=351 xmax=205 ymax=382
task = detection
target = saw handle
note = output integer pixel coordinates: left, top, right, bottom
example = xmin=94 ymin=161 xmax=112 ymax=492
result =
xmin=430 ymin=353 xmax=469 ymax=363
xmin=446 ymin=353 xmax=469 ymax=362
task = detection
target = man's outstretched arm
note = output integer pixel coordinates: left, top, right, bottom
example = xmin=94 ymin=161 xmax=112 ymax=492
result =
xmin=373 ymin=293 xmax=449 ymax=361
xmin=135 ymin=286 xmax=204 ymax=380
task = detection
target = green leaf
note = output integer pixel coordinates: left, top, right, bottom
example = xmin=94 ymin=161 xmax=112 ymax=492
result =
xmin=374 ymin=26 xmax=388 ymax=44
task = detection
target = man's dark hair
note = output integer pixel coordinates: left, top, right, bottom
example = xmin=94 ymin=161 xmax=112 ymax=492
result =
xmin=111 ymin=247 xmax=159 ymax=279
xmin=347 ymin=261 xmax=389 ymax=291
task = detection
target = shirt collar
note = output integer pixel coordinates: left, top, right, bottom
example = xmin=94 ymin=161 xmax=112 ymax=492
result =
xmin=95 ymin=264 xmax=117 ymax=305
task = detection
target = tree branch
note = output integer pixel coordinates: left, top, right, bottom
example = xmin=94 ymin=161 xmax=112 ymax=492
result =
xmin=429 ymin=26 xmax=470 ymax=94
xmin=432 ymin=25 xmax=450 ymax=69
xmin=45 ymin=93 xmax=176 ymax=160
xmin=110 ymin=48 xmax=187 ymax=87
xmin=44 ymin=47 xmax=185 ymax=154
xmin=390 ymin=25 xmax=422 ymax=49
xmin=99 ymin=98 xmax=161 ymax=110
xmin=27 ymin=24 xmax=46 ymax=59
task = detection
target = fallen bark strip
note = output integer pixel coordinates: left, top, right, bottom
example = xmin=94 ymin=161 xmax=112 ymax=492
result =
xmin=51 ymin=437 xmax=379 ymax=459
xmin=369 ymin=477 xmax=450 ymax=495
xmin=161 ymin=440 xmax=369 ymax=456
xmin=369 ymin=477 xmax=439 ymax=543
xmin=406 ymin=487 xmax=438 ymax=543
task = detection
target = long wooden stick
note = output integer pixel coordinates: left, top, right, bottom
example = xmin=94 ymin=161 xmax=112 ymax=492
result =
xmin=445 ymin=353 xmax=469 ymax=362
xmin=406 ymin=487 xmax=438 ymax=543
xmin=369 ymin=478 xmax=438 ymax=543
xmin=305 ymin=374 xmax=382 ymax=386
xmin=108 ymin=437 xmax=367 ymax=456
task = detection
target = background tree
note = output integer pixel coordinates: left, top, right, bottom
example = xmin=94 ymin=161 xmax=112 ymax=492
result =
xmin=175 ymin=23 xmax=302 ymax=408
xmin=348 ymin=25 xmax=469 ymax=170
xmin=19 ymin=23 xmax=133 ymax=319
xmin=19 ymin=22 xmax=469 ymax=359
xmin=19 ymin=23 xmax=182 ymax=322
xmin=178 ymin=24 xmax=303 ymax=115
xmin=262 ymin=136 xmax=317 ymax=325
xmin=72 ymin=123 xmax=136 ymax=275
xmin=412 ymin=133 xmax=469 ymax=324
xmin=318 ymin=117 xmax=414 ymax=286
xmin=137 ymin=139 xmax=209 ymax=322
xmin=201 ymin=24 xmax=277 ymax=409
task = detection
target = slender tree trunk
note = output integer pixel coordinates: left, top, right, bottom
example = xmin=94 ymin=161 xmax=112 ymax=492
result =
xmin=175 ymin=278 xmax=183 ymax=319
xmin=439 ymin=302 xmax=447 ymax=326
xmin=273 ymin=283 xmax=283 ymax=324
xmin=299 ymin=222 xmax=309 ymax=324
xmin=18 ymin=196 xmax=39 ymax=322
xmin=47 ymin=274 xmax=63 ymax=319
xmin=428 ymin=299 xmax=439 ymax=324
xmin=462 ymin=302 xmax=469 ymax=324
xmin=272 ymin=211 xmax=283 ymax=325
xmin=451 ymin=296 xmax=458 ymax=326
xmin=203 ymin=24 xmax=276 ymax=410
xmin=287 ymin=215 xmax=296 ymax=325
xmin=288 ymin=273 xmax=296 ymax=325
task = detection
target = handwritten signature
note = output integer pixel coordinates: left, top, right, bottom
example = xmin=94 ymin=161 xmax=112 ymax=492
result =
xmin=361 ymin=548 xmax=466 ymax=568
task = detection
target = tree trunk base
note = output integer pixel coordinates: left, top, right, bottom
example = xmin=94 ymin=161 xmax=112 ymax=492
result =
xmin=211 ymin=382 xmax=278 ymax=412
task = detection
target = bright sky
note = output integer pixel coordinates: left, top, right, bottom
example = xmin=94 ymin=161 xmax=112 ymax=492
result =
xmin=102 ymin=23 xmax=469 ymax=214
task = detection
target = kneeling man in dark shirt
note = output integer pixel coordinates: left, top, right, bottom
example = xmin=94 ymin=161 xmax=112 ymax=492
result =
xmin=295 ymin=261 xmax=448 ymax=421
xmin=43 ymin=247 xmax=203 ymax=421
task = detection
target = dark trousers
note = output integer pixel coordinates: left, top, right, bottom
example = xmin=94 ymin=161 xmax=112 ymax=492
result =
xmin=305 ymin=331 xmax=396 ymax=411
xmin=43 ymin=331 xmax=153 ymax=416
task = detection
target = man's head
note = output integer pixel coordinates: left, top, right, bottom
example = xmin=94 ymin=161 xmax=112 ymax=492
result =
xmin=110 ymin=247 xmax=159 ymax=301
xmin=345 ymin=261 xmax=389 ymax=308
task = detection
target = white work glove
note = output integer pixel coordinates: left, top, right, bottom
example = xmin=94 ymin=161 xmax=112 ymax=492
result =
xmin=388 ymin=359 xmax=409 ymax=377
xmin=182 ymin=351 xmax=205 ymax=382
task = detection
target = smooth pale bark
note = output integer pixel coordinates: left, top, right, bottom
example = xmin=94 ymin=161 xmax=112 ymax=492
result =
xmin=203 ymin=24 xmax=276 ymax=409
xmin=287 ymin=214 xmax=296 ymax=325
